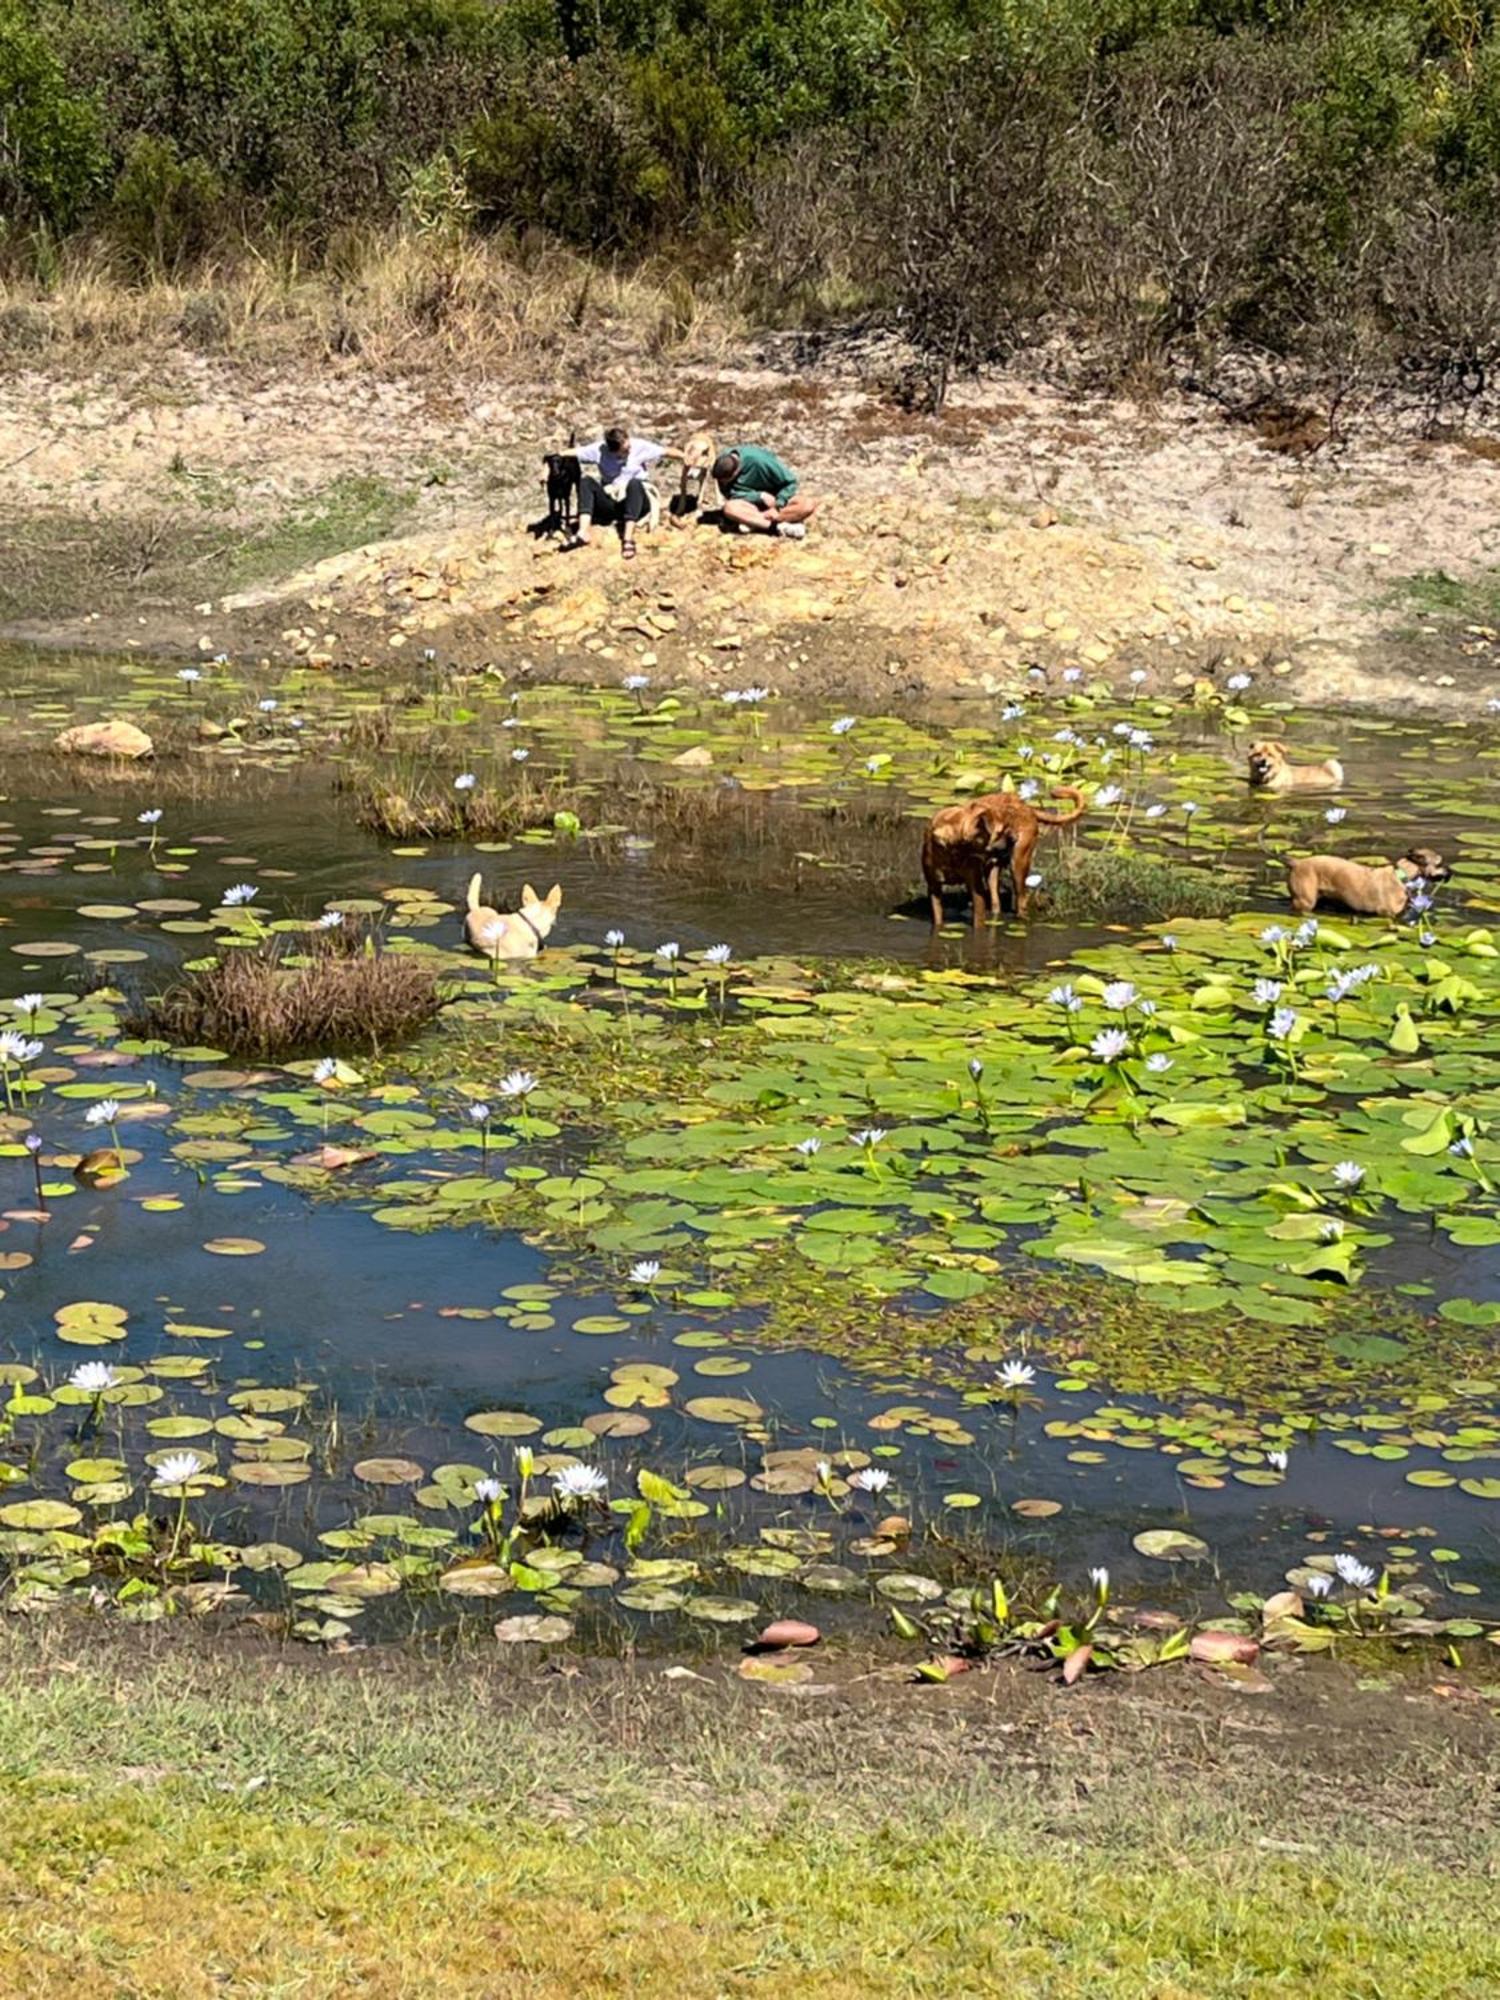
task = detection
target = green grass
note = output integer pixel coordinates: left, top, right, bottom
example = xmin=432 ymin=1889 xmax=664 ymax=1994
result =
xmin=1049 ymin=842 xmax=1242 ymax=922
xmin=1387 ymin=567 xmax=1500 ymax=625
xmin=0 ymin=1632 xmax=1495 ymax=1997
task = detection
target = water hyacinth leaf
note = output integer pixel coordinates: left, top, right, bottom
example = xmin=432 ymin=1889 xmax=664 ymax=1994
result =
xmin=1133 ymin=1529 xmax=1211 ymax=1562
xmin=494 ymin=1615 xmax=573 ymax=1642
xmin=352 ymin=1456 xmax=426 ymax=1486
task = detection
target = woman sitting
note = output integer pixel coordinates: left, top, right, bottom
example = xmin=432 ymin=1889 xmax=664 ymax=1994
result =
xmin=566 ymin=426 xmax=677 ymax=560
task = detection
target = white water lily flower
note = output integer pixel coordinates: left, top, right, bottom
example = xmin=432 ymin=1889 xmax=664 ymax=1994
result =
xmin=474 ymin=1477 xmax=503 ymax=1505
xmin=153 ymin=1452 xmax=206 ymax=1488
xmin=1093 ymin=785 xmax=1123 ymax=809
xmin=703 ymin=944 xmax=732 ymax=965
xmin=85 ymin=1099 xmax=120 ymax=1127
xmin=851 ymin=1126 xmax=887 ymax=1148
xmin=514 ymin=1445 xmax=535 ymax=1479
xmin=998 ymin=1360 xmax=1036 ymax=1390
xmin=1268 ymin=1007 xmax=1297 ymax=1041
xmin=1090 ymin=1028 xmax=1130 ymax=1063
xmin=511 ymin=747 xmax=529 ymax=762
xmin=312 ymin=1058 xmax=338 ymax=1084
xmin=742 ymin=687 xmax=769 ymax=703
xmin=1333 ymin=1553 xmax=1376 ymax=1590
xmin=1089 ymin=1566 xmax=1110 ymax=1595
xmin=1325 ymin=806 xmax=1347 ymax=824
xmin=1260 ymin=925 xmax=1288 ymax=945
xmin=69 ymin=1362 xmax=118 ymax=1394
xmin=138 ymin=808 xmax=162 ymax=825
xmin=1024 ymin=871 xmax=1043 ymax=890
xmin=1226 ymin=672 xmax=1252 ymax=692
xmin=1306 ymin=1573 xmax=1334 ymax=1599
xmin=1143 ymin=802 xmax=1166 ymax=819
xmin=1293 ymin=920 xmax=1320 ymax=948
xmin=794 ymin=1137 xmax=821 ymax=1156
xmin=468 ymin=1102 xmax=491 ymax=1124
xmin=815 ymin=1459 xmax=833 ymax=1484
xmin=656 ymin=941 xmax=680 ymax=962
xmin=622 ymin=674 xmax=651 ymax=691
xmin=1017 ymin=778 xmax=1040 ymax=800
xmin=454 ymin=772 xmax=477 ymax=791
xmin=553 ymin=1463 xmax=607 ymax=1503
xmin=221 ymin=882 xmax=257 ymax=906
xmin=1063 ymin=667 xmax=1082 ymax=682
xmin=864 ymin=757 xmax=883 ymax=774
xmin=258 ymin=698 xmax=277 ymax=713
xmin=1128 ymin=728 xmax=1153 ymax=750
xmin=0 ymin=1032 xmax=41 ymax=1063
xmin=968 ymin=1057 xmax=984 ymax=1080
xmin=1332 ymin=1161 xmax=1365 ymax=1190
xmin=177 ymin=667 xmax=202 ymax=683
xmin=1161 ymin=935 xmax=1177 ymax=952
xmin=1145 ymin=1053 xmax=1173 ymax=1073
xmin=317 ymin=910 xmax=344 ymax=929
xmin=1128 ymin=668 xmax=1148 ymax=684
xmin=1101 ymin=981 xmax=1137 ymax=1011
xmin=1253 ymin=979 xmax=1283 ymax=1007
xmin=1266 ymin=1450 xmax=1289 ymax=1472
xmin=604 ymin=929 xmax=625 ymax=949
xmin=1048 ymin=983 xmax=1082 ymax=1013
xmin=629 ymin=1259 xmax=662 ymax=1284
xmin=13 ymin=995 xmax=44 ymax=1016
xmin=849 ymin=1467 xmax=890 ymax=1493
xmin=831 ymin=716 xmax=856 ymax=735
xmin=498 ymin=1070 xmax=537 ymax=1098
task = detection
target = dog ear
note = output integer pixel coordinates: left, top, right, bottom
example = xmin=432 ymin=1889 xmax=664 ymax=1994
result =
xmin=520 ymin=883 xmax=538 ymax=905
xmin=971 ymin=809 xmax=993 ymax=845
xmin=545 ymin=885 xmax=563 ymax=909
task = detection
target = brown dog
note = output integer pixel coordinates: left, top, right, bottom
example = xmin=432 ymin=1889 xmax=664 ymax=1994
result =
xmin=923 ymin=788 xmax=1086 ymax=929
xmin=1249 ymin=740 xmax=1344 ymax=792
xmin=1286 ymin=846 xmax=1447 ymax=916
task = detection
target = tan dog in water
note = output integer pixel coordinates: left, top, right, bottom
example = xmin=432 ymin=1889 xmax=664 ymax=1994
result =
xmin=1286 ymin=846 xmax=1447 ymax=916
xmin=464 ymin=876 xmax=562 ymax=958
xmin=922 ymin=787 xmax=1086 ymax=928
xmin=1248 ymin=739 xmax=1345 ymax=792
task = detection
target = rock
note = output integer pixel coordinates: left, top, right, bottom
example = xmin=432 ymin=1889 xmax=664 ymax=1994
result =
xmin=754 ymin=1619 xmax=821 ymax=1650
xmin=54 ymin=720 xmax=153 ymax=760
xmin=1190 ymin=1630 xmax=1261 ymax=1666
xmin=671 ymin=745 xmax=713 ymax=768
xmin=1031 ymin=505 xmax=1058 ymax=529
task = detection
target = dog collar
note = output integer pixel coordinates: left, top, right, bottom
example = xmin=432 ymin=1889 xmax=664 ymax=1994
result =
xmin=517 ymin=907 xmax=545 ymax=947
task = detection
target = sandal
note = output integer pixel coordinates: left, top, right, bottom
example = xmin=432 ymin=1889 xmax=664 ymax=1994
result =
xmin=560 ymin=532 xmax=588 ymax=552
xmin=621 ymin=540 xmax=637 ymax=560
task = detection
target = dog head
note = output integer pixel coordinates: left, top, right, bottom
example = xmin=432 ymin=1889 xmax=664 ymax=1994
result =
xmin=1247 ymin=740 xmax=1286 ymax=786
xmin=1401 ymin=846 xmax=1449 ymax=885
xmin=520 ymin=883 xmax=563 ymax=936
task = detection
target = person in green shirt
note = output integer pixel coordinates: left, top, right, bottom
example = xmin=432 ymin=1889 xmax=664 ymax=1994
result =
xmin=711 ymin=445 xmax=819 ymax=539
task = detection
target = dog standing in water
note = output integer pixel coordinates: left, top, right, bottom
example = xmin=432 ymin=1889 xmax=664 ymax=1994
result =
xmin=1286 ymin=846 xmax=1447 ymax=916
xmin=464 ymin=877 xmax=562 ymax=959
xmin=922 ymin=787 xmax=1087 ymax=928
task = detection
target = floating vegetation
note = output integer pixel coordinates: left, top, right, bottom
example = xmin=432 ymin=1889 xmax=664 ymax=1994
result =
xmin=3 ymin=642 xmax=1500 ymax=1654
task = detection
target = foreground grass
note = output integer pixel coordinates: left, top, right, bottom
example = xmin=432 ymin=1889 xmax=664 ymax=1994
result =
xmin=0 ymin=1632 xmax=1496 ymax=1997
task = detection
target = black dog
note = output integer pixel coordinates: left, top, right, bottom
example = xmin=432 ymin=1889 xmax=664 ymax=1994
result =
xmin=542 ymin=451 xmax=581 ymax=536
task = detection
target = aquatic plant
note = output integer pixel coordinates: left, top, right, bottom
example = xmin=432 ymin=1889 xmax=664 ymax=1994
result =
xmin=138 ymin=926 xmax=443 ymax=1059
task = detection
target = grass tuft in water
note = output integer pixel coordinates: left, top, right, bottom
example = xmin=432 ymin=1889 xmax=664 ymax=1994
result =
xmin=137 ymin=926 xmax=443 ymax=1059
xmin=1046 ymin=844 xmax=1241 ymax=923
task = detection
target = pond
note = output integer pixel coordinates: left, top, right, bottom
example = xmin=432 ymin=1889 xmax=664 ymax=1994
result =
xmin=1 ymin=644 xmax=1499 ymax=1664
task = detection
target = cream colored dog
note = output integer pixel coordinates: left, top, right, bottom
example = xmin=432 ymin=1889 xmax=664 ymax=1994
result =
xmin=1248 ymin=740 xmax=1345 ymax=792
xmin=670 ymin=431 xmax=717 ymax=527
xmin=464 ymin=876 xmax=562 ymax=958
xmin=1286 ymin=846 xmax=1447 ymax=916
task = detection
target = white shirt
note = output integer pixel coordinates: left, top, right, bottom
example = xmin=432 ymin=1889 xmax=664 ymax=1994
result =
xmin=576 ymin=437 xmax=666 ymax=484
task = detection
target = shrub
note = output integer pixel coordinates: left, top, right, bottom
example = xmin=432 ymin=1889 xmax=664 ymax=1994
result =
xmin=0 ymin=7 xmax=108 ymax=234
xmin=109 ymin=135 xmax=224 ymax=276
xmin=140 ymin=926 xmax=443 ymax=1058
xmin=1046 ymin=844 xmax=1242 ymax=925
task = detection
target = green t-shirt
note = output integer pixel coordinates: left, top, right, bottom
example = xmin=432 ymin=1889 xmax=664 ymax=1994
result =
xmin=722 ymin=444 xmax=798 ymax=505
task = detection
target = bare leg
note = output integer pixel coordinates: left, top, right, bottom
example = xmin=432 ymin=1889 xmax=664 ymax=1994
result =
xmin=722 ymin=497 xmax=778 ymax=534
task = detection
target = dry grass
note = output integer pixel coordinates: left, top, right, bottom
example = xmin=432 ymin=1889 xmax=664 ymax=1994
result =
xmin=138 ymin=925 xmax=443 ymax=1058
xmin=349 ymin=763 xmax=922 ymax=896
xmin=0 ymin=229 xmax=745 ymax=374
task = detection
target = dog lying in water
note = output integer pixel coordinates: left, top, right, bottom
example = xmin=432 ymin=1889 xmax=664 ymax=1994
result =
xmin=464 ymin=876 xmax=562 ymax=959
xmin=922 ymin=787 xmax=1086 ymax=928
xmin=1248 ymin=739 xmax=1344 ymax=792
xmin=1286 ymin=846 xmax=1448 ymax=917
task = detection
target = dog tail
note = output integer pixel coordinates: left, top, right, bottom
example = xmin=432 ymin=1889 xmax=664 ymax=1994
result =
xmin=1326 ymin=759 xmax=1344 ymax=786
xmin=1033 ymin=785 xmax=1087 ymax=827
xmin=466 ymin=871 xmax=483 ymax=913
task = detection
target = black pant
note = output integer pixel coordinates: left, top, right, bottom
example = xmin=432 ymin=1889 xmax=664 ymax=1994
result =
xmin=580 ymin=473 xmax=650 ymax=528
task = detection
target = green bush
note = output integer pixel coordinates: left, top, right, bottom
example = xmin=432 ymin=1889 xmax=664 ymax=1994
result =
xmin=0 ymin=5 xmax=107 ymax=235
xmin=109 ymin=135 xmax=224 ymax=275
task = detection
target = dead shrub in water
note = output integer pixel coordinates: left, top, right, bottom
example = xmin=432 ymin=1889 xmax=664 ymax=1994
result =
xmin=139 ymin=928 xmax=442 ymax=1060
